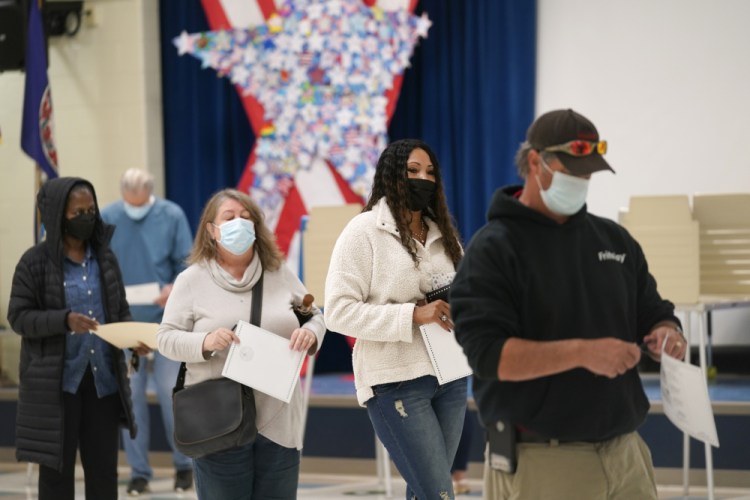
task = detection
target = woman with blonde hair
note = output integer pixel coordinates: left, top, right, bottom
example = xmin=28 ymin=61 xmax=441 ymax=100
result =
xmin=158 ymin=188 xmax=325 ymax=499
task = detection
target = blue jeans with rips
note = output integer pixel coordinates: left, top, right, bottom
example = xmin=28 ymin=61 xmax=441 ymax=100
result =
xmin=193 ymin=433 xmax=300 ymax=500
xmin=366 ymin=375 xmax=468 ymax=500
xmin=121 ymin=351 xmax=192 ymax=480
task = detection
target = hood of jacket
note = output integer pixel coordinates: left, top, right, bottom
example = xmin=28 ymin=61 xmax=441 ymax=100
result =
xmin=36 ymin=177 xmax=114 ymax=263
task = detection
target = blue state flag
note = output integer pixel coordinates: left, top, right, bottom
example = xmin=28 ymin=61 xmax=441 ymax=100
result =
xmin=21 ymin=0 xmax=58 ymax=179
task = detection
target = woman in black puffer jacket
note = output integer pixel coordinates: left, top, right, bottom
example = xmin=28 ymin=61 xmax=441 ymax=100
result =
xmin=8 ymin=177 xmax=136 ymax=500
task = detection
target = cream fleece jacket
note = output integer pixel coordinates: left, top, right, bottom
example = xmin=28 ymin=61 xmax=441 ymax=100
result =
xmin=157 ymin=257 xmax=325 ymax=450
xmin=324 ymin=197 xmax=457 ymax=405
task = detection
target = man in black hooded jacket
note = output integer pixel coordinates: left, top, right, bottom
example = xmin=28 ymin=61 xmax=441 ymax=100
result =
xmin=452 ymin=109 xmax=687 ymax=500
xmin=8 ymin=177 xmax=136 ymax=500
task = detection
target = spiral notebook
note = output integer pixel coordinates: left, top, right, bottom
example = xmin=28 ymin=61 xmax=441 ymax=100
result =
xmin=419 ymin=323 xmax=472 ymax=385
xmin=425 ymin=284 xmax=451 ymax=303
xmin=222 ymin=320 xmax=305 ymax=403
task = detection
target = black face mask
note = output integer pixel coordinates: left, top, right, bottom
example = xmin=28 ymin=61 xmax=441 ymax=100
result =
xmin=64 ymin=213 xmax=96 ymax=241
xmin=406 ymin=178 xmax=436 ymax=212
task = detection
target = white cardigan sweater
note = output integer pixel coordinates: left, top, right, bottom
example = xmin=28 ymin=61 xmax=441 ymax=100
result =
xmin=325 ymin=197 xmax=458 ymax=405
xmin=158 ymin=256 xmax=325 ymax=450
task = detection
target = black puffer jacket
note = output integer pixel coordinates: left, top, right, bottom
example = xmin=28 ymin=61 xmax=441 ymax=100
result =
xmin=7 ymin=177 xmax=136 ymax=472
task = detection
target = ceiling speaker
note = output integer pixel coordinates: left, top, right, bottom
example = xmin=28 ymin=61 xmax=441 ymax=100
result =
xmin=0 ymin=0 xmax=27 ymax=72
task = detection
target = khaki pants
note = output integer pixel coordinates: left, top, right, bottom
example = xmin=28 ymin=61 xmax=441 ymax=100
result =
xmin=483 ymin=432 xmax=657 ymax=500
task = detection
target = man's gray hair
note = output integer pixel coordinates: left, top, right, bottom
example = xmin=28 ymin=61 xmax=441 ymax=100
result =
xmin=120 ymin=168 xmax=154 ymax=194
xmin=514 ymin=141 xmax=557 ymax=179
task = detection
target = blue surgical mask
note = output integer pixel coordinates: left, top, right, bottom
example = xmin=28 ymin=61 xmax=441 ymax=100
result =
xmin=124 ymin=196 xmax=155 ymax=221
xmin=214 ymin=218 xmax=256 ymax=255
xmin=535 ymin=157 xmax=589 ymax=216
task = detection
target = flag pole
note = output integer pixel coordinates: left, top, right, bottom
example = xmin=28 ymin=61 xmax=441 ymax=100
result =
xmin=34 ymin=166 xmax=43 ymax=243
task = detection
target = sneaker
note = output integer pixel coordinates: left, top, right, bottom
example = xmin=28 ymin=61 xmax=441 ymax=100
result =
xmin=174 ymin=469 xmax=194 ymax=492
xmin=453 ymin=479 xmax=471 ymax=495
xmin=126 ymin=477 xmax=150 ymax=497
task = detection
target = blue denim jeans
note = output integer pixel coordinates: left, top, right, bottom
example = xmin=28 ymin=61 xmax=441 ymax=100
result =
xmin=121 ymin=351 xmax=192 ymax=479
xmin=193 ymin=434 xmax=300 ymax=500
xmin=367 ymin=375 xmax=468 ymax=500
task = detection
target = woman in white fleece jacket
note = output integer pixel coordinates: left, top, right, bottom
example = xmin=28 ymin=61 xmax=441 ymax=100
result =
xmin=325 ymin=139 xmax=466 ymax=500
xmin=157 ymin=189 xmax=325 ymax=500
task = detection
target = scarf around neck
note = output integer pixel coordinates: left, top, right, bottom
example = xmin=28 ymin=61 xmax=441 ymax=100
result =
xmin=206 ymin=251 xmax=263 ymax=293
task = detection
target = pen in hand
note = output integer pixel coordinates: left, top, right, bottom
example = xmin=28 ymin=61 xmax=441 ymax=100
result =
xmin=211 ymin=324 xmax=239 ymax=357
xmin=203 ymin=326 xmax=240 ymax=358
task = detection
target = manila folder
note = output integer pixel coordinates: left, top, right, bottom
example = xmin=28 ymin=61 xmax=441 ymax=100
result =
xmin=94 ymin=322 xmax=159 ymax=349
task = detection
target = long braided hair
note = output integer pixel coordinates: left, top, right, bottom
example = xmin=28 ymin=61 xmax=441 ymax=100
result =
xmin=363 ymin=139 xmax=462 ymax=267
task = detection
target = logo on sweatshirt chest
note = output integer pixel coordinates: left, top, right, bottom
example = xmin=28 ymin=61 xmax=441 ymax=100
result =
xmin=598 ymin=250 xmax=626 ymax=263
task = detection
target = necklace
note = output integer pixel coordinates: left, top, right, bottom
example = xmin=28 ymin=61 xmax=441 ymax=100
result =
xmin=413 ymin=218 xmax=428 ymax=245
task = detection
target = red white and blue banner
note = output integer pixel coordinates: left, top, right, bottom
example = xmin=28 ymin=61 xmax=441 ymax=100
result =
xmin=21 ymin=0 xmax=59 ymax=180
xmin=178 ymin=0 xmax=426 ymax=257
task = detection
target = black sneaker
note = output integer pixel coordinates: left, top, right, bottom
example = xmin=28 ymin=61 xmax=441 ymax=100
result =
xmin=126 ymin=477 xmax=149 ymax=496
xmin=174 ymin=469 xmax=194 ymax=492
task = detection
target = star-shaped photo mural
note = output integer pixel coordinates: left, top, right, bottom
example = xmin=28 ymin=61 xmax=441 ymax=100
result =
xmin=175 ymin=0 xmax=431 ymax=225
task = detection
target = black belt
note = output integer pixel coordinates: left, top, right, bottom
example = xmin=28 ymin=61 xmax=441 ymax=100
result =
xmin=515 ymin=429 xmax=589 ymax=445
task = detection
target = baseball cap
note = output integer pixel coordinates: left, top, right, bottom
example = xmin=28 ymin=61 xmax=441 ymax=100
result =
xmin=527 ymin=109 xmax=615 ymax=175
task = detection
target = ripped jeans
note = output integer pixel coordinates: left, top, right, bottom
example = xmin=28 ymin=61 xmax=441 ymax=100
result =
xmin=367 ymin=375 xmax=467 ymax=500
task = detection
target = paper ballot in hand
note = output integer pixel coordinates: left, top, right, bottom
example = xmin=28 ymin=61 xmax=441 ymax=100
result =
xmin=124 ymin=282 xmax=161 ymax=306
xmin=660 ymin=351 xmax=719 ymax=448
xmin=222 ymin=320 xmax=305 ymax=403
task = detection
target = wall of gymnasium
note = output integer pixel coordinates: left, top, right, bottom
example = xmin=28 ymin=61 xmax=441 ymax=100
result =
xmin=2 ymin=0 xmax=750 ymax=382
xmin=536 ymin=0 xmax=750 ymax=347
xmin=0 ymin=0 xmax=164 ymax=380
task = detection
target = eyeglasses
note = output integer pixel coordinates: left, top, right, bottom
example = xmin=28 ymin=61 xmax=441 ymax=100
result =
xmin=543 ymin=140 xmax=607 ymax=156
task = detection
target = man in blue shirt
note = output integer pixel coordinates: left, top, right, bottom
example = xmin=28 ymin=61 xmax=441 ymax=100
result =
xmin=101 ymin=168 xmax=194 ymax=496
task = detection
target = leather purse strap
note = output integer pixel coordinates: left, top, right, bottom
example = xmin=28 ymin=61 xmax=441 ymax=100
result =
xmin=250 ymin=271 xmax=263 ymax=327
xmin=175 ymin=271 xmax=264 ymax=391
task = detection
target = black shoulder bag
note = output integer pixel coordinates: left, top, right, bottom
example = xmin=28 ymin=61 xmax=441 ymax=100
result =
xmin=172 ymin=273 xmax=263 ymax=458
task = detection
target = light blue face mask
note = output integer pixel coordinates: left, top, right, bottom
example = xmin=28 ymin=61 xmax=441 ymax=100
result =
xmin=535 ymin=157 xmax=589 ymax=216
xmin=214 ymin=218 xmax=256 ymax=255
xmin=124 ymin=196 xmax=155 ymax=221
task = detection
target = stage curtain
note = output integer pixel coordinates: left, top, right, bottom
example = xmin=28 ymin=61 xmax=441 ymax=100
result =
xmin=389 ymin=0 xmax=536 ymax=240
xmin=159 ymin=2 xmax=254 ymax=228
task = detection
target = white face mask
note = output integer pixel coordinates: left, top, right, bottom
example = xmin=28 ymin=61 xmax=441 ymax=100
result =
xmin=213 ymin=218 xmax=256 ymax=255
xmin=123 ymin=195 xmax=155 ymax=221
xmin=535 ymin=156 xmax=589 ymax=216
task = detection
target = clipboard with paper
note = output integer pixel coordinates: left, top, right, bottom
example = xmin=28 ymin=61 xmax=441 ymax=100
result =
xmin=222 ymin=320 xmax=305 ymax=403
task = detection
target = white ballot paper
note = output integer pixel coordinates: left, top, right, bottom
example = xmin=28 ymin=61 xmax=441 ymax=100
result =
xmin=125 ymin=282 xmax=161 ymax=306
xmin=94 ymin=322 xmax=159 ymax=349
xmin=419 ymin=323 xmax=472 ymax=385
xmin=222 ymin=320 xmax=305 ymax=403
xmin=660 ymin=352 xmax=720 ymax=447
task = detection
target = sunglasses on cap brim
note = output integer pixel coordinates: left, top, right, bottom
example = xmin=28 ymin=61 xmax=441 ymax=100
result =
xmin=543 ymin=140 xmax=607 ymax=156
